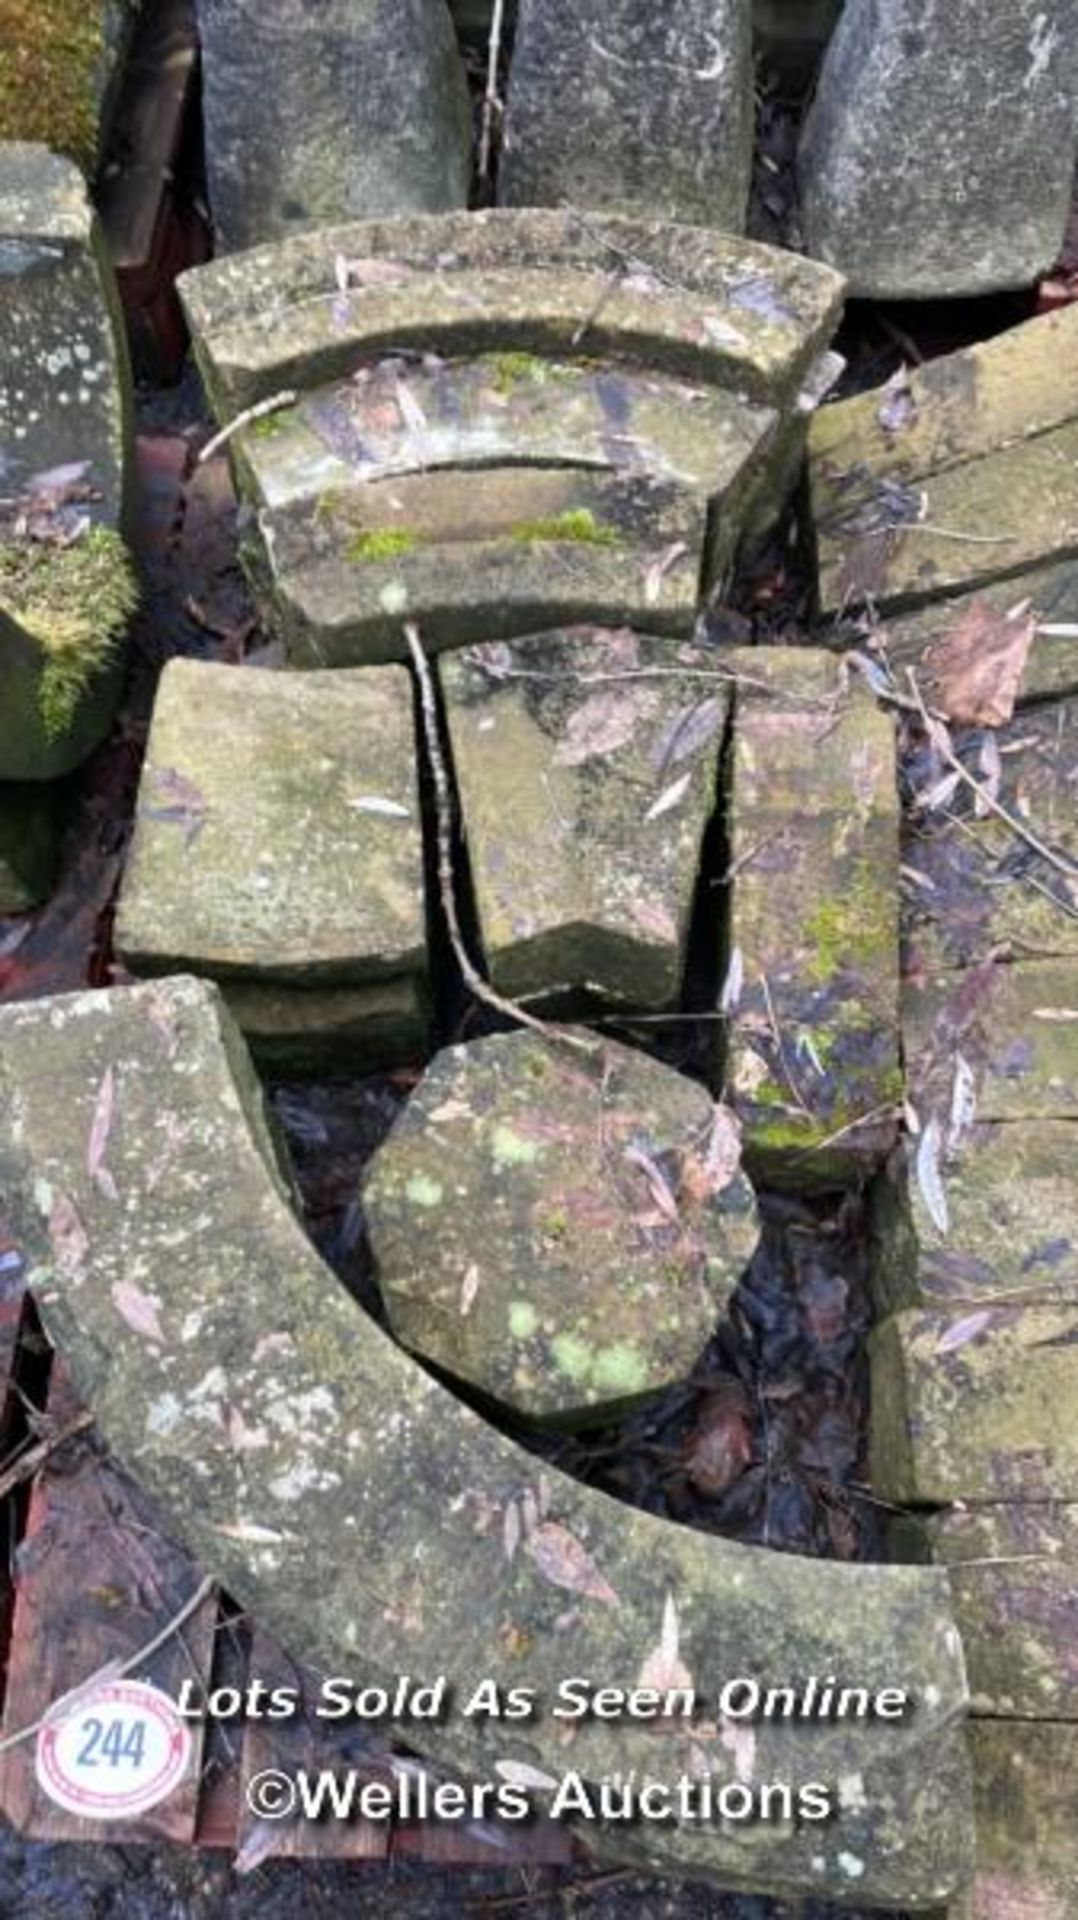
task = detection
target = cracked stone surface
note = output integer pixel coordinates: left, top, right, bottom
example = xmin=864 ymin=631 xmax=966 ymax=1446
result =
xmin=440 ymin=628 xmax=727 ymax=1013
xmin=363 ymin=1028 xmax=758 ymax=1424
xmin=800 ymin=0 xmax=1078 ymax=297
xmin=0 ymin=975 xmax=974 ymax=1903
xmin=500 ymin=0 xmax=754 ymax=233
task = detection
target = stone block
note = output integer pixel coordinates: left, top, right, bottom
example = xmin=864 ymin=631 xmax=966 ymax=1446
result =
xmin=364 ymin=1029 xmax=758 ymax=1425
xmin=194 ymin=0 xmax=472 ymax=254
xmin=800 ymin=0 xmax=1078 ymax=298
xmin=870 ymin=1304 xmax=1078 ymax=1504
xmin=222 ymin=976 xmax=429 ymax=1078
xmin=0 ymin=144 xmax=136 ymax=781
xmin=179 ymin=210 xmax=845 ymax=418
xmin=500 ymin=0 xmax=754 ymax=233
xmin=951 ymin=1723 xmax=1078 ymax=1920
xmin=903 ymin=699 xmax=1078 ymax=976
xmin=871 ymin=563 xmax=1078 ymax=711
xmin=0 ymin=973 xmax=975 ymax=1902
xmin=725 ymin=648 xmax=902 ymax=1184
xmin=892 ymin=1504 xmax=1078 ymax=1721
xmin=115 ymin=659 xmax=427 ymax=992
xmin=0 ymin=781 xmax=60 ymax=914
xmin=440 ymin=628 xmax=728 ymax=1012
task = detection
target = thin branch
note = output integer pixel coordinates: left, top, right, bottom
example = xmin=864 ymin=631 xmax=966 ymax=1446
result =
xmin=198 ymin=390 xmax=297 ymax=465
xmin=477 ymin=0 xmax=507 ymax=187
xmin=0 ymin=1408 xmax=94 ymax=1503
xmin=404 ymin=623 xmax=597 ymax=1057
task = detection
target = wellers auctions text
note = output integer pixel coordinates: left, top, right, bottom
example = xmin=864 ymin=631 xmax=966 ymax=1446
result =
xmin=175 ymin=1672 xmax=915 ymax=1726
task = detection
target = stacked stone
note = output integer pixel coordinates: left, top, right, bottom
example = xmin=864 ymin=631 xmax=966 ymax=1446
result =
xmin=0 ymin=145 xmax=136 ymax=913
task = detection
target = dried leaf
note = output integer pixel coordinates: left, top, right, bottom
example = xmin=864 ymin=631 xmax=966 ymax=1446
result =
xmin=460 ymin=1263 xmax=481 ymax=1316
xmin=637 ymin=1593 xmax=693 ymax=1693
xmin=653 ymin=695 xmax=724 ymax=773
xmin=876 ymin=367 xmax=917 ymax=437
xmin=644 ymin=771 xmax=692 ymax=823
xmin=503 ymin=1499 xmax=521 ymax=1564
xmin=915 ymin=1118 xmax=949 ymax=1235
xmin=214 ymin=1521 xmax=287 ymax=1545
xmin=395 ymin=377 xmax=427 ymax=434
xmin=111 ymin=1279 xmax=165 ymax=1345
xmin=684 ymin=1384 xmax=752 ymax=1498
xmin=349 ymin=795 xmax=411 ymax=819
xmin=719 ymin=946 xmax=744 ymax=1014
xmin=628 ymin=897 xmax=678 ymax=944
xmin=495 ymin=1760 xmax=559 ymax=1792
xmin=924 ymin=598 xmax=1036 ymax=728
xmin=936 ymin=1310 xmax=993 ymax=1355
xmin=644 ymin=541 xmax=690 ymax=608
xmin=337 ymin=256 xmax=414 ymax=289
xmin=720 ymin=1719 xmax=757 ymax=1784
xmin=526 ymin=1522 xmax=618 ymax=1606
xmin=623 ymin=1145 xmax=681 ymax=1226
xmin=87 ymin=1067 xmax=117 ymax=1202
xmin=146 ymin=768 xmax=207 ymax=847
xmin=948 ymin=1053 xmax=977 ymax=1148
xmin=553 ymin=688 xmax=654 ymax=767
xmin=48 ymin=1192 xmax=88 ymax=1283
xmin=521 ymin=1488 xmax=539 ymax=1537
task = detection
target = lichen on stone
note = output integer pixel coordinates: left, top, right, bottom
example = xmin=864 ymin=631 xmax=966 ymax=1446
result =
xmin=0 ymin=527 xmax=137 ymax=740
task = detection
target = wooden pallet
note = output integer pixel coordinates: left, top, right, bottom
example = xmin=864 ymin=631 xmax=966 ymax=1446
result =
xmin=0 ymin=1294 xmax=574 ymax=1868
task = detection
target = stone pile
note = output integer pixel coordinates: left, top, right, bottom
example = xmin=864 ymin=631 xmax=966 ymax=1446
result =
xmin=0 ymin=144 xmax=136 ymax=912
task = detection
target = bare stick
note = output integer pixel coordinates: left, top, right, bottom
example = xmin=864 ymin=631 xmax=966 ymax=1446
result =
xmin=0 ymin=1408 xmax=93 ymax=1503
xmin=478 ymin=0 xmax=506 ymax=187
xmin=908 ymin=670 xmax=1078 ymax=884
xmin=404 ymin=623 xmax=597 ymax=1056
xmin=198 ymin=390 xmax=297 ymax=465
xmin=0 ymin=1575 xmax=215 ymax=1755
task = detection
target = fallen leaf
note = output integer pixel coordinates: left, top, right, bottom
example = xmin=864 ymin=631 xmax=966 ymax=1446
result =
xmin=87 ymin=1067 xmax=117 ymax=1202
xmin=936 ymin=1310 xmax=993 ymax=1355
xmin=720 ymin=1719 xmax=757 ymax=1784
xmin=915 ymin=1118 xmax=949 ymax=1235
xmin=653 ymin=696 xmax=724 ymax=773
xmin=624 ymin=1145 xmax=681 ymax=1226
xmin=111 ymin=1279 xmax=165 ymax=1345
xmin=948 ymin=1053 xmax=977 ymax=1148
xmin=644 ymin=771 xmax=692 ymax=822
xmin=628 ymin=897 xmax=678 ymax=944
xmin=554 ymin=689 xmax=654 ymax=767
xmin=719 ymin=946 xmax=744 ymax=1014
xmin=48 ymin=1192 xmax=89 ymax=1284
xmin=644 ymin=541 xmax=690 ymax=608
xmin=146 ymin=768 xmax=207 ymax=847
xmin=214 ymin=1521 xmax=287 ymax=1545
xmin=460 ymin=1263 xmax=481 ymax=1316
xmin=876 ymin=367 xmax=917 ymax=437
xmin=526 ymin=1522 xmax=618 ymax=1605
xmin=495 ymin=1760 xmax=559 ymax=1791
xmin=395 ymin=377 xmax=427 ymax=434
xmin=349 ymin=795 xmax=411 ymax=819
xmin=503 ymin=1499 xmax=521 ymax=1564
xmin=337 ymin=256 xmax=414 ymax=289
xmin=637 ymin=1593 xmax=693 ymax=1693
xmin=923 ymin=598 xmax=1036 ymax=728
xmin=684 ymin=1384 xmax=752 ymax=1498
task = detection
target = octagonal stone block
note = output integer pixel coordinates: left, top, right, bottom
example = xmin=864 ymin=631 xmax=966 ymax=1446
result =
xmin=363 ymin=1029 xmax=758 ymax=1425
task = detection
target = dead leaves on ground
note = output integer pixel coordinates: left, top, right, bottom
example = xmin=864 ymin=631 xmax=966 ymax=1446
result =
xmin=503 ymin=1482 xmax=619 ymax=1606
xmin=923 ymin=596 xmax=1036 ymax=728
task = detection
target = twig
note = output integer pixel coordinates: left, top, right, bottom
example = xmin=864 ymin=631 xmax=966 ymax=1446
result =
xmin=404 ymin=623 xmax=597 ymax=1057
xmin=477 ymin=0 xmax=507 ymax=187
xmin=908 ymin=670 xmax=1078 ymax=884
xmin=0 ymin=1575 xmax=215 ymax=1755
xmin=198 ymin=390 xmax=297 ymax=464
xmin=759 ymin=972 xmax=813 ymax=1117
xmin=0 ymin=1408 xmax=94 ymax=1502
xmin=468 ymin=1871 xmax=634 ymax=1915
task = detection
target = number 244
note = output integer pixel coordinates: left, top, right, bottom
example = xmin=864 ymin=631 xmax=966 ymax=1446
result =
xmin=76 ymin=1717 xmax=146 ymax=1769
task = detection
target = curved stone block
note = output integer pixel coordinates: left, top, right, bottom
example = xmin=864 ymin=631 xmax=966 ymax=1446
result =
xmin=0 ymin=976 xmax=972 ymax=1903
xmin=178 ymin=210 xmax=845 ymax=416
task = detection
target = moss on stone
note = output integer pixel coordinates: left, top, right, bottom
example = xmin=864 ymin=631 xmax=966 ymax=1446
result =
xmin=346 ymin=528 xmax=418 ymax=564
xmin=0 ymin=528 xmax=137 ymax=742
xmin=0 ymin=0 xmax=118 ymax=170
xmin=509 ymin=508 xmax=619 ymax=546
xmin=487 ymin=351 xmax=550 ymax=395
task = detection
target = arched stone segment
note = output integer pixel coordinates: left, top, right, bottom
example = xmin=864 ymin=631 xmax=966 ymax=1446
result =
xmin=723 ymin=649 xmax=902 ymax=1186
xmin=0 ymin=145 xmax=137 ymax=784
xmin=799 ymin=0 xmax=1078 ymax=299
xmin=440 ymin=629 xmax=728 ymax=1012
xmin=363 ymin=1029 xmax=758 ymax=1424
xmin=499 ymin=0 xmax=754 ymax=233
xmin=0 ymin=976 xmax=974 ymax=1902
xmin=178 ymin=211 xmax=845 ymax=418
xmin=114 ymin=660 xmax=428 ymax=1069
xmin=194 ymin=0 xmax=472 ymax=255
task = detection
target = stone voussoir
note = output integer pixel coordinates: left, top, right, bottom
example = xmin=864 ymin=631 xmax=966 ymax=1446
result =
xmin=115 ymin=661 xmax=428 ymax=1068
xmin=440 ymin=628 xmax=728 ymax=1013
xmin=178 ymin=209 xmax=845 ymax=418
xmin=0 ymin=974 xmax=974 ymax=1902
xmin=363 ymin=1028 xmax=758 ymax=1425
xmin=724 ymin=647 xmax=902 ymax=1185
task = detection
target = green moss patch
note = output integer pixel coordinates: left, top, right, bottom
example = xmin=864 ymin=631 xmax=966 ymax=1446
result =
xmin=346 ymin=528 xmax=418 ymax=564
xmin=509 ymin=508 xmax=619 ymax=546
xmin=0 ymin=0 xmax=117 ymax=170
xmin=0 ymin=528 xmax=137 ymax=741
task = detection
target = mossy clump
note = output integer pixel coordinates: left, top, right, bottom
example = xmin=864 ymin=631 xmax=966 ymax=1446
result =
xmin=0 ymin=0 xmax=124 ymax=172
xmin=346 ymin=528 xmax=418 ymax=565
xmin=487 ymin=352 xmax=550 ymax=396
xmin=509 ymin=508 xmax=620 ymax=547
xmin=803 ymin=857 xmax=894 ymax=983
xmin=0 ymin=527 xmax=138 ymax=741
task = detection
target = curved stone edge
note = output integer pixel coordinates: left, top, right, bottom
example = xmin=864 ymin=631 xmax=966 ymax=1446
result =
xmin=177 ymin=208 xmax=845 ymax=417
xmin=0 ymin=977 xmax=972 ymax=1904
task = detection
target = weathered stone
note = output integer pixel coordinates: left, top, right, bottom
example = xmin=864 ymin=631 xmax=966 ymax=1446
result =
xmin=440 ymin=629 xmax=726 ymax=1011
xmin=115 ymin=659 xmax=426 ymax=990
xmin=233 ymin=355 xmax=778 ymax=518
xmin=871 ymin=1122 xmax=1078 ymax=1317
xmin=943 ymin=1723 xmax=1078 ymax=1920
xmin=724 ymin=648 xmax=902 ymax=1184
xmin=870 ymin=1304 xmax=1078 ymax=1504
xmin=364 ymin=1029 xmax=757 ymax=1425
xmin=500 ymin=0 xmax=753 ymax=232
xmin=179 ymin=210 xmax=845 ymax=418
xmin=222 ymin=976 xmax=429 ymax=1078
xmin=800 ymin=1 xmax=1078 ymax=298
xmin=0 ymin=780 xmax=60 ymax=913
xmin=0 ymin=0 xmax=137 ymax=173
xmin=905 ymin=957 xmax=1078 ymax=1128
xmin=892 ymin=1503 xmax=1078 ymax=1720
xmin=259 ymin=468 xmax=704 ymax=665
xmin=194 ymin=0 xmax=471 ymax=255
xmin=738 ymin=346 xmax=844 ymax=553
xmin=870 ymin=562 xmax=1078 ymax=711
xmin=903 ymin=699 xmax=1078 ymax=976
xmin=0 ymin=975 xmax=974 ymax=1903
xmin=0 ymin=145 xmax=136 ymax=781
